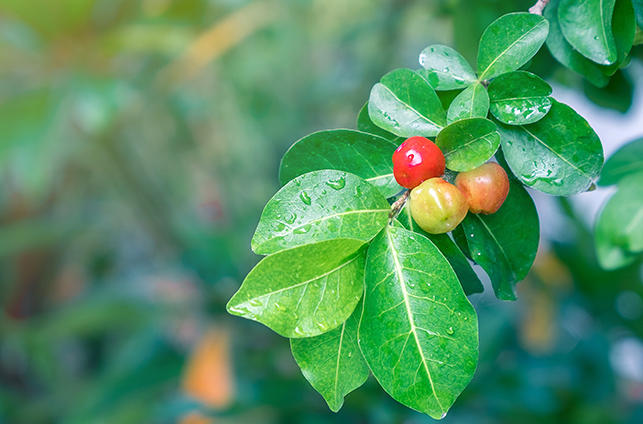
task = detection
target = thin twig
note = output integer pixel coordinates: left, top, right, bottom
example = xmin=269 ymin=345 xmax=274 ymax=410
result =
xmin=529 ymin=0 xmax=549 ymax=15
xmin=388 ymin=190 xmax=410 ymax=224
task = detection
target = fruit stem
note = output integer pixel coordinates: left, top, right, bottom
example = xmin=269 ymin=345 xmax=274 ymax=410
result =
xmin=388 ymin=190 xmax=410 ymax=224
xmin=528 ymin=0 xmax=549 ymax=15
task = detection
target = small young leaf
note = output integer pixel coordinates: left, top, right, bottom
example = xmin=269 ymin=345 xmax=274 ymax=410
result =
xmin=496 ymin=100 xmax=603 ymax=196
xmin=227 ymin=239 xmax=367 ymax=338
xmin=290 ymin=300 xmax=369 ymax=412
xmin=595 ymin=171 xmax=643 ymax=270
xmin=544 ymin=0 xmax=610 ymax=87
xmin=252 ymin=170 xmax=390 ymax=255
xmin=558 ymin=0 xmax=617 ymax=65
xmin=488 ymin=71 xmax=552 ymax=125
xmin=477 ymin=13 xmax=549 ymax=81
xmin=417 ymin=45 xmax=477 ymax=90
xmin=398 ymin=204 xmax=483 ymax=296
xmin=368 ymin=69 xmax=447 ymax=138
xmin=279 ymin=129 xmax=402 ymax=198
xmin=446 ymin=82 xmax=490 ymax=124
xmin=357 ymin=102 xmax=404 ymax=143
xmin=459 ymin=180 xmax=539 ymax=300
xmin=435 ymin=118 xmax=500 ymax=172
xmin=598 ymin=137 xmax=643 ymax=186
xmin=359 ymin=225 xmax=478 ymax=419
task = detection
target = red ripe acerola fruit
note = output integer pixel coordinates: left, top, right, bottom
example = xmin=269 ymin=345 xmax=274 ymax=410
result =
xmin=392 ymin=136 xmax=445 ymax=189
xmin=455 ymin=162 xmax=510 ymax=214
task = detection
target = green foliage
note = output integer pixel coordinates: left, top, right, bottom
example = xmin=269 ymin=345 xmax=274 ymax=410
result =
xmin=435 ymin=118 xmax=500 ymax=172
xmin=446 ymin=82 xmax=490 ymax=123
xmin=488 ymin=71 xmax=553 ymax=125
xmin=417 ymin=45 xmax=477 ymax=90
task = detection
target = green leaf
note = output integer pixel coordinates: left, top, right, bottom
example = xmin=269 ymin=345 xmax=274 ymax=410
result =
xmin=359 ymin=225 xmax=478 ymax=419
xmin=595 ymin=172 xmax=643 ymax=269
xmin=544 ymin=0 xmax=610 ymax=87
xmin=452 ymin=225 xmax=472 ymax=260
xmin=227 ymin=239 xmax=367 ymax=338
xmin=634 ymin=0 xmax=643 ymax=29
xmin=477 ymin=13 xmax=549 ymax=81
xmin=435 ymin=118 xmax=500 ymax=172
xmin=290 ymin=300 xmax=369 ymax=412
xmin=252 ymin=170 xmax=390 ymax=255
xmin=495 ymin=100 xmax=603 ymax=196
xmin=279 ymin=129 xmax=403 ymax=198
xmin=558 ymin=0 xmax=617 ymax=65
xmin=446 ymin=82 xmax=490 ymax=124
xmin=459 ymin=180 xmax=539 ymax=300
xmin=368 ymin=69 xmax=447 ymax=138
xmin=488 ymin=71 xmax=552 ymax=125
xmin=398 ymin=204 xmax=484 ymax=295
xmin=599 ymin=137 xmax=643 ymax=186
xmin=417 ymin=45 xmax=477 ymax=90
xmin=357 ymin=102 xmax=404 ymax=143
xmin=599 ymin=0 xmax=636 ymax=75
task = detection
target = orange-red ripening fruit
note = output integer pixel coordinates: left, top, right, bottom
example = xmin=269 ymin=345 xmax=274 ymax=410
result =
xmin=392 ymin=136 xmax=445 ymax=189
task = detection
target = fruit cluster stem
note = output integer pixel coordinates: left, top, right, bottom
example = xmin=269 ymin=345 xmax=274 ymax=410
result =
xmin=388 ymin=190 xmax=411 ymax=224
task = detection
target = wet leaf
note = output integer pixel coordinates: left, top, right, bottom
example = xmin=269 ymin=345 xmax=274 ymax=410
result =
xmin=459 ymin=180 xmax=539 ymax=300
xmin=368 ymin=68 xmax=447 ymax=138
xmin=495 ymin=100 xmax=603 ymax=196
xmin=435 ymin=118 xmax=500 ymax=172
xmin=599 ymin=137 xmax=643 ymax=186
xmin=635 ymin=0 xmax=643 ymax=29
xmin=599 ymin=0 xmax=636 ymax=75
xmin=252 ymin=170 xmax=390 ymax=255
xmin=558 ymin=0 xmax=617 ymax=65
xmin=279 ymin=129 xmax=402 ymax=198
xmin=595 ymin=172 xmax=643 ymax=269
xmin=477 ymin=13 xmax=549 ymax=81
xmin=359 ymin=225 xmax=478 ymax=419
xmin=290 ymin=301 xmax=369 ymax=412
xmin=227 ymin=239 xmax=366 ymax=338
xmin=357 ymin=102 xmax=404 ymax=143
xmin=488 ymin=71 xmax=552 ymax=125
xmin=446 ymin=82 xmax=489 ymax=124
xmin=417 ymin=45 xmax=477 ymax=90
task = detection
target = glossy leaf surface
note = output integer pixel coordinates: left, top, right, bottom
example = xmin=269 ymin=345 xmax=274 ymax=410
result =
xmin=417 ymin=45 xmax=477 ymax=90
xmin=398 ymin=205 xmax=484 ymax=296
xmin=488 ymin=71 xmax=552 ymax=125
xmin=634 ymin=0 xmax=643 ymax=29
xmin=544 ymin=0 xmax=610 ymax=87
xmin=459 ymin=180 xmax=539 ymax=300
xmin=558 ymin=0 xmax=617 ymax=65
xmin=359 ymin=226 xmax=478 ymax=419
xmin=252 ymin=170 xmax=390 ymax=255
xmin=496 ymin=100 xmax=603 ymax=196
xmin=598 ymin=137 xmax=643 ymax=186
xmin=435 ymin=118 xmax=500 ymax=172
xmin=279 ymin=129 xmax=402 ymax=198
xmin=368 ymin=69 xmax=447 ymax=138
xmin=477 ymin=13 xmax=549 ymax=81
xmin=599 ymin=0 xmax=636 ymax=75
xmin=228 ymin=239 xmax=367 ymax=338
xmin=357 ymin=102 xmax=404 ymax=143
xmin=447 ymin=83 xmax=490 ymax=124
xmin=595 ymin=172 xmax=643 ymax=269
xmin=291 ymin=301 xmax=369 ymax=412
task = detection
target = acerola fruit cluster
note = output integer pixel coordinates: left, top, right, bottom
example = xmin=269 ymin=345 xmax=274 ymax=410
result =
xmin=392 ymin=137 xmax=510 ymax=234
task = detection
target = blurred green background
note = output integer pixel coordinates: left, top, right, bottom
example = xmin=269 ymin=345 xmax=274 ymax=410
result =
xmin=1 ymin=0 xmax=643 ymax=423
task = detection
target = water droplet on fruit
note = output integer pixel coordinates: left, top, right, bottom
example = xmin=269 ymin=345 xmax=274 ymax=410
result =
xmin=326 ymin=177 xmax=346 ymax=190
xmin=300 ymin=191 xmax=312 ymax=205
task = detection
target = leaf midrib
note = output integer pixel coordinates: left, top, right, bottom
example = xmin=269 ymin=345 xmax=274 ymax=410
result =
xmin=379 ymin=83 xmax=445 ymax=130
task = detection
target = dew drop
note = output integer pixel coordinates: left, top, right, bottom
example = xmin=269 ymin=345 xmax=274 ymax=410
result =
xmin=285 ymin=213 xmax=297 ymax=224
xmin=274 ymin=303 xmax=287 ymax=312
xmin=326 ymin=177 xmax=346 ymax=190
xmin=249 ymin=299 xmax=262 ymax=307
xmin=447 ymin=327 xmax=454 ymax=335
xmin=300 ymin=191 xmax=312 ymax=205
xmin=348 ymin=351 xmax=353 ymax=358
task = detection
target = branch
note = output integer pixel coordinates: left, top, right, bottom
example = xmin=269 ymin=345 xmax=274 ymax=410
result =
xmin=388 ymin=190 xmax=410 ymax=223
xmin=529 ymin=0 xmax=549 ymax=15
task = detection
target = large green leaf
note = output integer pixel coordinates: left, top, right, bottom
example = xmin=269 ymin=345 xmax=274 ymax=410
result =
xmin=435 ymin=118 xmax=500 ymax=172
xmin=496 ymin=100 xmax=603 ymax=196
xmin=545 ymin=0 xmax=610 ymax=87
xmin=459 ymin=180 xmax=539 ymax=300
xmin=227 ymin=239 xmax=366 ymax=338
xmin=599 ymin=0 xmax=636 ymax=75
xmin=279 ymin=129 xmax=402 ymax=198
xmin=446 ymin=82 xmax=489 ymax=124
xmin=398 ymin=204 xmax=484 ymax=296
xmin=252 ymin=170 xmax=390 ymax=255
xmin=357 ymin=102 xmax=404 ymax=143
xmin=359 ymin=225 xmax=478 ymax=419
xmin=599 ymin=137 xmax=643 ymax=186
xmin=477 ymin=13 xmax=549 ymax=81
xmin=368 ymin=69 xmax=447 ymax=138
xmin=417 ymin=45 xmax=477 ymax=90
xmin=290 ymin=300 xmax=369 ymax=412
xmin=488 ymin=71 xmax=552 ymax=125
xmin=558 ymin=0 xmax=617 ymax=65
xmin=595 ymin=172 xmax=643 ymax=270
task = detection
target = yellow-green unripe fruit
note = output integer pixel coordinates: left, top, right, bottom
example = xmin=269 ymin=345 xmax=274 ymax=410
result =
xmin=409 ymin=177 xmax=469 ymax=234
